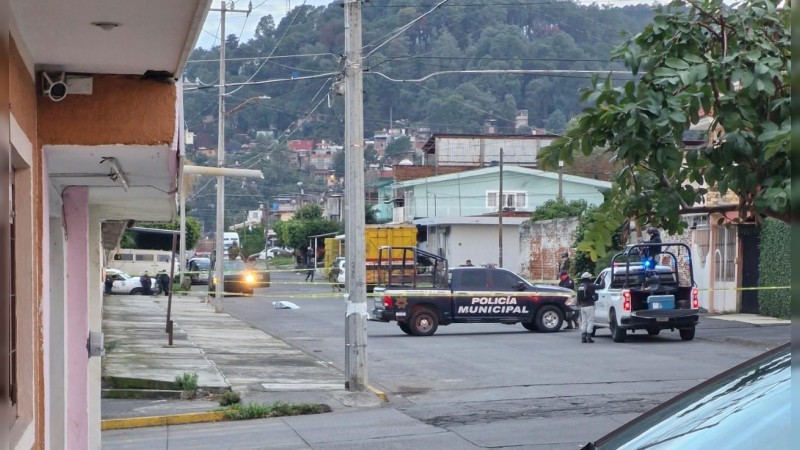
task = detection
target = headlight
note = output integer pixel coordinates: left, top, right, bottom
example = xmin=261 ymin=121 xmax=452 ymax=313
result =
xmin=565 ymin=296 xmax=576 ymax=306
xmin=245 ymin=273 xmax=255 ymax=283
xmin=213 ymin=277 xmax=218 ymax=284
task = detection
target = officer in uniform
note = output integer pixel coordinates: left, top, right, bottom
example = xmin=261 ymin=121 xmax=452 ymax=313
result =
xmin=577 ymin=272 xmax=598 ymax=343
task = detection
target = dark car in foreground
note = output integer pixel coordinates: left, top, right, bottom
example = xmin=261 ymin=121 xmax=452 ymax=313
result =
xmin=210 ymin=259 xmax=259 ymax=295
xmin=582 ymin=342 xmax=791 ymax=450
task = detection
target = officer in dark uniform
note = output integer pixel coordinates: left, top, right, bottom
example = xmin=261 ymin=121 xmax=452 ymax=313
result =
xmin=576 ymin=272 xmax=598 ymax=343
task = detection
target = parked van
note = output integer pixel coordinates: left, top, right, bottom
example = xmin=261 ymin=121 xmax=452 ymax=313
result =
xmin=109 ymin=249 xmax=180 ymax=276
xmin=223 ymin=232 xmax=240 ymax=254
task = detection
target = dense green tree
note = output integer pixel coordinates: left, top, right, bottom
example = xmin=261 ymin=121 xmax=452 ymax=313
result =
xmin=384 ymin=136 xmax=412 ymax=162
xmin=273 ymin=204 xmax=343 ymax=257
xmin=120 ymin=217 xmax=202 ymax=251
xmin=539 ymin=0 xmax=790 ymax=261
xmin=545 ymin=110 xmax=567 ymax=134
xmin=528 ymin=198 xmax=588 ymax=222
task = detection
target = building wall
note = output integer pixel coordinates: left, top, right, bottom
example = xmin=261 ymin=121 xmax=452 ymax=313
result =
xmin=431 ymin=136 xmax=554 ymax=166
xmin=9 ymin=34 xmax=46 ymax=450
xmin=446 ymin=224 xmax=523 ymax=270
xmin=519 ymin=217 xmax=579 ymax=282
xmin=38 ymin=75 xmax=176 ymax=146
xmin=407 ymin=171 xmax=605 ymax=219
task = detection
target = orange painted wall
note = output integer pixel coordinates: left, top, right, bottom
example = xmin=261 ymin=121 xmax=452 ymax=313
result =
xmin=9 ymin=36 xmax=46 ymax=450
xmin=38 ymin=74 xmax=176 ymax=146
xmin=9 ymin=37 xmax=36 ymax=142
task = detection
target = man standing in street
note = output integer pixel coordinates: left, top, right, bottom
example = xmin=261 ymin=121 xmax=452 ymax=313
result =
xmin=140 ymin=271 xmax=153 ymax=296
xmin=577 ymin=272 xmax=597 ymax=343
xmin=559 ymin=271 xmax=578 ymax=329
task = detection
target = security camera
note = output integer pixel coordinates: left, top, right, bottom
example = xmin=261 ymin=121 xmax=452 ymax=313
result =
xmin=42 ymin=72 xmax=68 ymax=102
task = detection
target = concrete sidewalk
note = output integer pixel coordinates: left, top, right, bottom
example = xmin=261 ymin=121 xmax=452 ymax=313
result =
xmin=101 ymin=293 xmax=382 ymax=424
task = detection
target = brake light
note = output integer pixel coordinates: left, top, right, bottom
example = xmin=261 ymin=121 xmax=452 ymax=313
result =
xmin=383 ymin=296 xmax=393 ymax=308
xmin=692 ymin=288 xmax=699 ymax=309
xmin=622 ymin=290 xmax=631 ymax=312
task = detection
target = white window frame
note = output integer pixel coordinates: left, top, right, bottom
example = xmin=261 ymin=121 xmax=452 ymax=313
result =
xmin=486 ymin=191 xmax=527 ymax=211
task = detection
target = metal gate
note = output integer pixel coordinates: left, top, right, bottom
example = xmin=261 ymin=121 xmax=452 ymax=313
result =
xmin=739 ymin=225 xmax=760 ymax=314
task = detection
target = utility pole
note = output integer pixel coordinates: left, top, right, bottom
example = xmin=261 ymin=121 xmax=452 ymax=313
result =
xmin=211 ymin=0 xmax=251 ymax=313
xmin=498 ymin=148 xmax=503 ymax=268
xmin=558 ymin=160 xmax=564 ymax=200
xmin=343 ymin=0 xmax=367 ymax=391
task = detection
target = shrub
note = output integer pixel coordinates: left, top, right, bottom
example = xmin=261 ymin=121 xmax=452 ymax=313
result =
xmin=758 ymin=219 xmax=790 ymax=318
xmin=218 ymin=390 xmax=241 ymax=406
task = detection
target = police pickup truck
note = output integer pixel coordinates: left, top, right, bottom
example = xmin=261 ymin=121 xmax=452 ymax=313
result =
xmin=370 ymin=247 xmax=577 ymax=336
xmin=591 ymin=242 xmax=700 ymax=342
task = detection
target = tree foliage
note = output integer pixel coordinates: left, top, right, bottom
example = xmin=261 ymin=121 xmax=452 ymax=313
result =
xmin=120 ymin=217 xmax=202 ymax=251
xmin=528 ymin=198 xmax=588 ymax=222
xmin=539 ymin=0 xmax=790 ymax=261
xmin=273 ymin=204 xmax=343 ymax=252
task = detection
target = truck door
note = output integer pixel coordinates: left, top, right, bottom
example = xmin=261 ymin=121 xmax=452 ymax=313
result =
xmin=487 ymin=269 xmax=534 ymax=320
xmin=593 ymin=270 xmax=610 ymax=325
xmin=452 ymin=269 xmax=489 ymax=320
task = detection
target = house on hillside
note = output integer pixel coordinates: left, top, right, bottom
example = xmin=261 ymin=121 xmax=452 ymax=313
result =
xmin=5 ymin=0 xmax=209 ymax=447
xmin=392 ymin=166 xmax=611 ymax=272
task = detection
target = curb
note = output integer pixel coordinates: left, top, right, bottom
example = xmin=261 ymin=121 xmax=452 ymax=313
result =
xmin=367 ymin=385 xmax=389 ymax=403
xmin=101 ymin=411 xmax=226 ymax=430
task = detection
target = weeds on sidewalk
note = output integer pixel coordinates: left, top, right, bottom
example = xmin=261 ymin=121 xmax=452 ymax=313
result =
xmin=221 ymin=401 xmax=327 ymax=421
xmin=174 ymin=372 xmax=199 ymax=399
xmin=218 ymin=390 xmax=241 ymax=406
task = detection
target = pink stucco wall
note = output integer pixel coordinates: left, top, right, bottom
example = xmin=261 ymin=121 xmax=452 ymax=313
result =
xmin=62 ymin=186 xmax=89 ymax=449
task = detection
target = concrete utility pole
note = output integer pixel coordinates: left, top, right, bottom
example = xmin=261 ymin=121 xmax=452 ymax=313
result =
xmin=498 ymin=148 xmax=503 ymax=268
xmin=343 ymin=0 xmax=368 ymax=391
xmin=210 ymin=0 xmax=251 ymax=313
xmin=558 ymin=160 xmax=564 ymax=200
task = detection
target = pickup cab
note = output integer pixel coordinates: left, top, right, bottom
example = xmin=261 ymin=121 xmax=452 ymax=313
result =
xmin=371 ymin=247 xmax=577 ymax=336
xmin=592 ymin=242 xmax=700 ymax=342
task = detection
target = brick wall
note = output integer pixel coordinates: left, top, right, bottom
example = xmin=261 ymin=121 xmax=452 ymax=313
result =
xmin=519 ymin=217 xmax=579 ymax=282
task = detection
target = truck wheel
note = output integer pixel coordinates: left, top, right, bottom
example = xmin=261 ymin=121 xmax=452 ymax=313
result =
xmin=409 ymin=307 xmax=438 ymax=336
xmin=647 ymin=328 xmax=660 ymax=336
xmin=535 ymin=305 xmax=563 ymax=333
xmin=679 ymin=327 xmax=695 ymax=341
xmin=130 ymin=288 xmax=142 ymax=295
xmin=398 ymin=322 xmax=413 ymax=335
xmin=610 ymin=311 xmax=627 ymax=342
xmin=521 ymin=321 xmax=538 ymax=332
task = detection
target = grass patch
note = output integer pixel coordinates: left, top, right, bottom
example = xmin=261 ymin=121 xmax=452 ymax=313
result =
xmin=271 ymin=255 xmax=295 ymax=266
xmin=221 ymin=401 xmax=327 ymax=421
xmin=174 ymin=372 xmax=199 ymax=391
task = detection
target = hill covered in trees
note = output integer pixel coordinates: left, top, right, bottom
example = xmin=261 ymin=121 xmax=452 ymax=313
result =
xmin=183 ymin=0 xmax=657 ymax=141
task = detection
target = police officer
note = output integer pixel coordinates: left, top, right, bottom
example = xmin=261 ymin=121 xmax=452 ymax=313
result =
xmin=645 ymin=227 xmax=662 ymax=257
xmin=577 ymin=272 xmax=597 ymax=343
xmin=558 ymin=271 xmax=579 ymax=329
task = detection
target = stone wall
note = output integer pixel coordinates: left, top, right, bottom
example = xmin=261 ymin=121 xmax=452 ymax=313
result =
xmin=519 ymin=217 xmax=579 ymax=282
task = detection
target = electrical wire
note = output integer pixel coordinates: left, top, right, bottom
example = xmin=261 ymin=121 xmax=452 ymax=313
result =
xmin=364 ymin=0 xmax=451 ymax=59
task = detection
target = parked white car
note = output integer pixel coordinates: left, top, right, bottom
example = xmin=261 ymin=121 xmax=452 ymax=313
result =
xmin=105 ymin=268 xmax=153 ymax=295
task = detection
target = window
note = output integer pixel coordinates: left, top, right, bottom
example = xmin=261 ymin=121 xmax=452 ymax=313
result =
xmin=715 ymin=226 xmax=737 ymax=282
xmin=157 ymin=255 xmax=171 ymax=263
xmin=136 ymin=254 xmax=154 ymax=262
xmin=491 ymin=270 xmax=523 ymax=290
xmin=114 ymin=253 xmax=133 ymax=261
xmin=486 ymin=191 xmax=527 ymax=211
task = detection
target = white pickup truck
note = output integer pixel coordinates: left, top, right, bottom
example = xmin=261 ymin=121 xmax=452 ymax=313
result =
xmin=590 ymin=242 xmax=700 ymax=342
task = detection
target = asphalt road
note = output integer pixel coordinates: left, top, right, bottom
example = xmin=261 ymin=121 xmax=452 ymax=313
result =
xmin=215 ymin=269 xmax=788 ymax=445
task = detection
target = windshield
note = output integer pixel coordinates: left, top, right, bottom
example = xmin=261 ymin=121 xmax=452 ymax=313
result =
xmin=594 ymin=345 xmax=791 ymax=450
xmin=193 ymin=260 xmax=210 ymax=269
xmin=222 ymin=260 xmax=247 ymax=271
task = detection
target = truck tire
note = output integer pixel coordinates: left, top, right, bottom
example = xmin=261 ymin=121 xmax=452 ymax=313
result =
xmin=409 ymin=307 xmax=438 ymax=336
xmin=398 ymin=322 xmax=413 ymax=335
xmin=535 ymin=305 xmax=563 ymax=333
xmin=521 ymin=321 xmax=538 ymax=332
xmin=130 ymin=288 xmax=142 ymax=295
xmin=679 ymin=327 xmax=696 ymax=341
xmin=610 ymin=310 xmax=627 ymax=342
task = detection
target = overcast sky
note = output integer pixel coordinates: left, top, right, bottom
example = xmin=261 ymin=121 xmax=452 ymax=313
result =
xmin=195 ymin=0 xmax=662 ymax=50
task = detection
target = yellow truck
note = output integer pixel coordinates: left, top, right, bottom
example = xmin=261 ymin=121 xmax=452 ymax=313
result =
xmin=323 ymin=223 xmax=417 ymax=291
